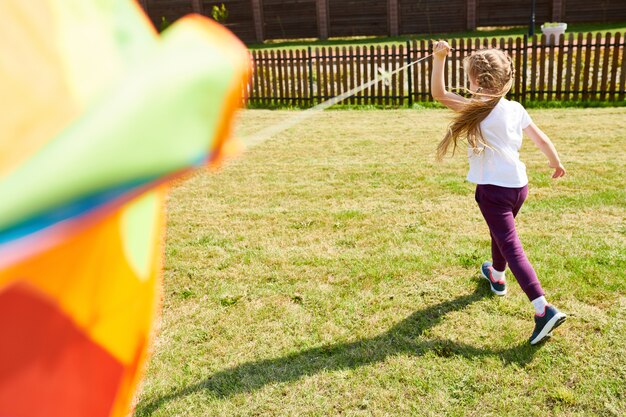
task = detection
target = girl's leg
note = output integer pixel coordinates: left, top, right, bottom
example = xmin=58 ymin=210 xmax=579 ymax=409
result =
xmin=490 ymin=231 xmax=506 ymax=272
xmin=476 ymin=185 xmax=544 ymax=301
xmin=491 ymin=190 xmax=525 ymax=272
xmin=476 ymin=185 xmax=566 ymax=345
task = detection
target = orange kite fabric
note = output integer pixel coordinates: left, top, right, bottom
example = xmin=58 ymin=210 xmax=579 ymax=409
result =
xmin=0 ymin=1 xmax=250 ymax=416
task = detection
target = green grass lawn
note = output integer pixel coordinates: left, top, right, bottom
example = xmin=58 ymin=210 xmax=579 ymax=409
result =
xmin=135 ymin=108 xmax=625 ymax=416
xmin=248 ymin=21 xmax=626 ymax=50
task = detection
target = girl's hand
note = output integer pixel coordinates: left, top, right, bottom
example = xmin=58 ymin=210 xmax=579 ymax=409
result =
xmin=432 ymin=41 xmax=451 ymax=59
xmin=550 ymin=162 xmax=566 ymax=178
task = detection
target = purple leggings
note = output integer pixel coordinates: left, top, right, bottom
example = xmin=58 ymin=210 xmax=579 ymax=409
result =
xmin=475 ymin=184 xmax=544 ymax=301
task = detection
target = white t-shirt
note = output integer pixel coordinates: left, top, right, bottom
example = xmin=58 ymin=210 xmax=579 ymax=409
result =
xmin=466 ymin=98 xmax=532 ymax=188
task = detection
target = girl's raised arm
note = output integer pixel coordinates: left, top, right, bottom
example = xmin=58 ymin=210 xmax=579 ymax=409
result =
xmin=523 ymin=122 xmax=566 ymax=178
xmin=430 ymin=41 xmax=468 ymax=111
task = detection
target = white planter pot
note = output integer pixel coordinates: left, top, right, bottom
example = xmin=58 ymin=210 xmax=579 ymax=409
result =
xmin=541 ymin=23 xmax=567 ymax=45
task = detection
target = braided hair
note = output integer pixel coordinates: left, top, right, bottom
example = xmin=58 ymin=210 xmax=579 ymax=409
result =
xmin=436 ymin=48 xmax=515 ymax=161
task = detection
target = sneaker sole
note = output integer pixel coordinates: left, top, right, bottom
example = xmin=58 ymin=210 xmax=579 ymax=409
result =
xmin=530 ymin=313 xmax=567 ymax=345
xmin=480 ymin=269 xmax=507 ymax=296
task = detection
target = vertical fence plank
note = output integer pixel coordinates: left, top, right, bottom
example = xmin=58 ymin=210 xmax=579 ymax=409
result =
xmin=617 ymin=33 xmax=626 ymax=101
xmin=269 ymin=50 xmax=277 ymax=106
xmin=347 ymin=46 xmax=354 ymax=104
xmin=396 ymin=44 xmax=401 ymax=106
xmin=555 ymin=35 xmax=564 ymax=100
xmin=398 ymin=44 xmax=405 ymax=107
xmin=411 ymin=41 xmax=417 ymax=104
xmin=427 ymin=40 xmax=435 ymax=101
xmin=335 ymin=46 xmax=346 ymax=95
xmin=504 ymin=37 xmax=512 ymax=98
xmin=304 ymin=48 xmax=311 ymax=106
xmin=459 ymin=38 xmax=466 ymax=93
xmin=283 ymin=50 xmax=290 ymax=105
xmin=265 ymin=50 xmax=272 ymax=106
xmin=295 ymin=50 xmax=301 ymax=106
xmin=564 ymin=33 xmax=574 ymax=101
xmin=520 ymin=34 xmax=528 ymax=105
xmin=538 ymin=35 xmax=546 ymax=101
xmin=609 ymin=32 xmax=621 ymax=102
xmin=277 ymin=49 xmax=286 ymax=104
xmin=473 ymin=38 xmax=480 ymax=97
xmin=406 ymin=41 xmax=413 ymax=107
xmin=269 ymin=50 xmax=276 ymax=105
xmin=280 ymin=49 xmax=288 ymax=104
xmin=337 ymin=47 xmax=344 ymax=99
xmin=287 ymin=50 xmax=293 ymax=104
xmin=301 ymin=49 xmax=307 ymax=107
xmin=287 ymin=50 xmax=294 ymax=105
xmin=335 ymin=47 xmax=342 ymax=99
xmin=327 ymin=47 xmax=335 ymax=99
xmin=378 ymin=45 xmax=389 ymax=106
xmin=315 ymin=48 xmax=322 ymax=104
xmin=573 ymin=33 xmax=583 ymax=101
xmin=600 ymin=32 xmax=611 ymax=101
xmin=582 ymin=33 xmax=593 ymax=100
xmin=296 ymin=49 xmax=303 ymax=107
xmin=590 ymin=33 xmax=602 ymax=101
xmin=355 ymin=46 xmax=362 ymax=105
xmin=514 ymin=37 xmax=522 ymax=101
xmin=320 ymin=47 xmax=328 ymax=101
xmin=547 ymin=35 xmax=555 ymax=101
xmin=334 ymin=46 xmax=340 ymax=101
xmin=256 ymin=51 xmax=262 ymax=106
xmin=530 ymin=35 xmax=537 ymax=101
xmin=288 ymin=50 xmax=294 ymax=105
xmin=341 ymin=46 xmax=352 ymax=104
xmin=305 ymin=49 xmax=311 ymax=105
xmin=366 ymin=46 xmax=376 ymax=104
xmin=376 ymin=45 xmax=382 ymax=105
xmin=386 ymin=44 xmax=393 ymax=106
xmin=419 ymin=40 xmax=426 ymax=102
xmin=396 ymin=43 xmax=402 ymax=106
xmin=248 ymin=51 xmax=254 ymax=105
xmin=250 ymin=51 xmax=258 ymax=105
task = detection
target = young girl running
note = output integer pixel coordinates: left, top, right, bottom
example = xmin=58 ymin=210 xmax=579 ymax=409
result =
xmin=430 ymin=41 xmax=566 ymax=345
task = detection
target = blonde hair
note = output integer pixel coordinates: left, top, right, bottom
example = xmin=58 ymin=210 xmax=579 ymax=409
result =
xmin=436 ymin=48 xmax=515 ymax=161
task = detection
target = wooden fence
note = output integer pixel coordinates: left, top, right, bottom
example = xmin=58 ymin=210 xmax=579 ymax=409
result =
xmin=140 ymin=0 xmax=626 ymax=43
xmin=245 ymin=32 xmax=626 ymax=107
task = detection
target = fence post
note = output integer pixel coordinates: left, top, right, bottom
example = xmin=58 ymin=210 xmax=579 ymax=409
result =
xmin=191 ymin=0 xmax=204 ymax=14
xmin=522 ymin=34 xmax=528 ymax=105
xmin=552 ymin=0 xmax=563 ymax=22
xmin=251 ymin=0 xmax=265 ymax=42
xmin=466 ymin=0 xmax=477 ymax=30
xmin=388 ymin=0 xmax=399 ymax=37
xmin=308 ymin=46 xmax=314 ymax=106
xmin=406 ymin=40 xmax=413 ymax=107
xmin=316 ymin=0 xmax=329 ymax=40
xmin=137 ymin=0 xmax=149 ymax=13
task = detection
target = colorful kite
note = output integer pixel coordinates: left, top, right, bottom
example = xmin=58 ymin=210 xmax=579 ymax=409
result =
xmin=0 ymin=1 xmax=250 ymax=416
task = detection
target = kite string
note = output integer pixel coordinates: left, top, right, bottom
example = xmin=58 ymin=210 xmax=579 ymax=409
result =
xmin=242 ymin=48 xmax=454 ymax=148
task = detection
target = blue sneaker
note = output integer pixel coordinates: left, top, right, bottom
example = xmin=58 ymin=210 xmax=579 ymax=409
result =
xmin=480 ymin=261 xmax=507 ymax=296
xmin=529 ymin=305 xmax=567 ymax=345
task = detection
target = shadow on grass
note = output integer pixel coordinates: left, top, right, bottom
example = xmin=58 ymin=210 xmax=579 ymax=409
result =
xmin=136 ymin=280 xmax=542 ymax=415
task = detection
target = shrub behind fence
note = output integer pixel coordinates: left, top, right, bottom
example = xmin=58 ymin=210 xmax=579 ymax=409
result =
xmin=244 ymin=32 xmax=626 ymax=107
